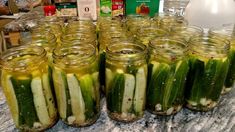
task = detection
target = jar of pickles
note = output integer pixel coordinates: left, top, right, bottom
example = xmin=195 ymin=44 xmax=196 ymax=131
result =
xmin=0 ymin=45 xmax=58 ymax=131
xmin=185 ymin=37 xmax=230 ymax=111
xmin=105 ymin=42 xmax=147 ymax=122
xmin=146 ymin=38 xmax=189 ymax=115
xmin=209 ymin=25 xmax=235 ymax=94
xmin=52 ymin=44 xmax=100 ymax=126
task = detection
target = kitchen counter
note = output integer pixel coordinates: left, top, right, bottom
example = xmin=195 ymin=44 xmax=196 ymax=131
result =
xmin=0 ymin=87 xmax=234 ymax=132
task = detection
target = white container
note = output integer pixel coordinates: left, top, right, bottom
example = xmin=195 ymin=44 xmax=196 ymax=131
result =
xmin=77 ymin=0 xmax=98 ymax=21
xmin=185 ymin=0 xmax=235 ymax=29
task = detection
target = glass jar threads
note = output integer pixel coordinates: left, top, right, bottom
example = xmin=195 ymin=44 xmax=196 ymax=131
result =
xmin=185 ymin=37 xmax=230 ymax=111
xmin=136 ymin=26 xmax=168 ymax=46
xmin=52 ymin=44 xmax=100 ymax=126
xmin=0 ymin=45 xmax=58 ymax=131
xmin=209 ymin=25 xmax=235 ymax=94
xmin=146 ymin=38 xmax=189 ymax=115
xmin=105 ymin=42 xmax=147 ymax=122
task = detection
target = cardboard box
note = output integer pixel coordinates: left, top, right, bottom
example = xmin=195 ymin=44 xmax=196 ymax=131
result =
xmin=100 ymin=0 xmax=112 ymax=17
xmin=55 ymin=2 xmax=77 ymax=16
xmin=125 ymin=0 xmax=160 ymax=17
xmin=112 ymin=0 xmax=124 ymax=17
xmin=77 ymin=0 xmax=98 ymax=20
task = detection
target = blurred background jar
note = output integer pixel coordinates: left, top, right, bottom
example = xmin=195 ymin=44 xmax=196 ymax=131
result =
xmin=0 ymin=45 xmax=57 ymax=131
xmin=52 ymin=44 xmax=100 ymax=126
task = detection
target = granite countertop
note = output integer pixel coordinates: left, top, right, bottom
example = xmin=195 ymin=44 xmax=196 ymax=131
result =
xmin=0 ymin=87 xmax=235 ymax=132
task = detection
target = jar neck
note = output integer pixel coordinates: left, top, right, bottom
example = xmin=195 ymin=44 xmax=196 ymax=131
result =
xmin=53 ymin=44 xmax=96 ymax=68
xmin=106 ymin=42 xmax=147 ymax=65
xmin=189 ymin=37 xmax=230 ymax=59
xmin=0 ymin=45 xmax=47 ymax=72
xmin=149 ymin=38 xmax=187 ymax=63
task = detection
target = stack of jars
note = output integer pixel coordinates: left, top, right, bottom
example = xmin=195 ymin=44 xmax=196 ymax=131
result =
xmin=0 ymin=16 xmax=233 ymax=131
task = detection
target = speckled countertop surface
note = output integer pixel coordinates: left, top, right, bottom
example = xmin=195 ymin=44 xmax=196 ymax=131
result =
xmin=0 ymin=87 xmax=235 ymax=132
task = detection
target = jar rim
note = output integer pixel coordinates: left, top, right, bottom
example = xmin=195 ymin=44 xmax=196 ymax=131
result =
xmin=106 ymin=42 xmax=147 ymax=62
xmin=0 ymin=45 xmax=47 ymax=71
xmin=53 ymin=44 xmax=96 ymax=67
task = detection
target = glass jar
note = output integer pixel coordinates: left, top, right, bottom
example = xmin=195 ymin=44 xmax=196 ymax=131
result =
xmin=106 ymin=42 xmax=147 ymax=122
xmin=209 ymin=25 xmax=235 ymax=94
xmin=159 ymin=16 xmax=188 ymax=31
xmin=125 ymin=15 xmax=152 ymax=36
xmin=170 ymin=26 xmax=203 ymax=43
xmin=146 ymin=38 xmax=189 ymax=115
xmin=20 ymin=33 xmax=57 ymax=63
xmin=0 ymin=45 xmax=58 ymax=131
xmin=52 ymin=44 xmax=100 ymax=126
xmin=185 ymin=37 xmax=230 ymax=111
xmin=61 ymin=33 xmax=97 ymax=48
xmin=136 ymin=26 xmax=168 ymax=46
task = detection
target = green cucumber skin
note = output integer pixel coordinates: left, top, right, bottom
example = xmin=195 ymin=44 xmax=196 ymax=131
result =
xmin=61 ymin=73 xmax=73 ymax=118
xmin=79 ymin=75 xmax=98 ymax=119
xmin=10 ymin=76 xmax=39 ymax=127
xmin=99 ymin=51 xmax=106 ymax=88
xmin=209 ymin=59 xmax=229 ymax=101
xmin=163 ymin=60 xmax=189 ymax=110
xmin=48 ymin=66 xmax=56 ymax=106
xmin=186 ymin=57 xmax=229 ymax=104
xmin=224 ymin=50 xmax=235 ymax=88
xmin=185 ymin=57 xmax=205 ymax=103
xmin=146 ymin=63 xmax=170 ymax=111
xmin=107 ymin=73 xmax=125 ymax=113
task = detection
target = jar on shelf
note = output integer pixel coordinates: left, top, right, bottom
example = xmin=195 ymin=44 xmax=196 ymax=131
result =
xmin=209 ymin=24 xmax=235 ymax=94
xmin=105 ymin=42 xmax=147 ymax=122
xmin=146 ymin=38 xmax=189 ymax=115
xmin=159 ymin=16 xmax=188 ymax=31
xmin=185 ymin=37 xmax=230 ymax=111
xmin=52 ymin=44 xmax=100 ymax=126
xmin=0 ymin=45 xmax=58 ymax=131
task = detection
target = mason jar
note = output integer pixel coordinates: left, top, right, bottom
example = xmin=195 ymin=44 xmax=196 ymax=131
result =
xmin=98 ymin=31 xmax=128 ymax=92
xmin=209 ymin=25 xmax=235 ymax=94
xmin=136 ymin=26 xmax=168 ymax=46
xmin=52 ymin=44 xmax=100 ymax=126
xmin=61 ymin=33 xmax=97 ymax=48
xmin=105 ymin=42 xmax=147 ymax=122
xmin=170 ymin=26 xmax=203 ymax=43
xmin=20 ymin=33 xmax=57 ymax=64
xmin=185 ymin=37 xmax=230 ymax=111
xmin=0 ymin=45 xmax=58 ymax=131
xmin=146 ymin=38 xmax=189 ymax=115
xmin=159 ymin=16 xmax=188 ymax=31
xmin=125 ymin=15 xmax=152 ymax=36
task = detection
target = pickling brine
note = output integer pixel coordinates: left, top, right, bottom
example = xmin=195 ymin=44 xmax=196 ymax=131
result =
xmin=0 ymin=45 xmax=57 ymax=131
xmin=52 ymin=44 xmax=100 ymax=126
xmin=105 ymin=42 xmax=147 ymax=122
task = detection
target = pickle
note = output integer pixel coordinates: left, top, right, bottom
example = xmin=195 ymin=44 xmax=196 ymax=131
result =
xmin=99 ymin=51 xmax=106 ymax=90
xmin=10 ymin=75 xmax=39 ymax=127
xmin=52 ymin=67 xmax=72 ymax=119
xmin=67 ymin=74 xmax=86 ymax=124
xmin=186 ymin=57 xmax=229 ymax=111
xmin=107 ymin=72 xmax=125 ymax=113
xmin=224 ymin=49 xmax=235 ymax=93
xmin=146 ymin=60 xmax=189 ymax=115
xmin=79 ymin=74 xmax=97 ymax=119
